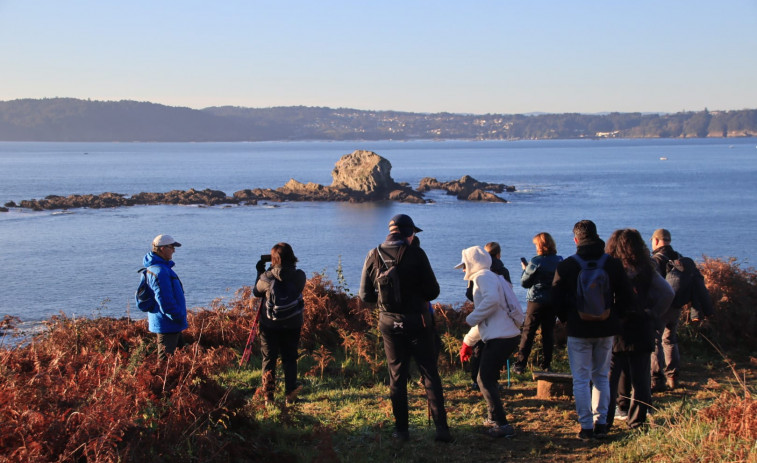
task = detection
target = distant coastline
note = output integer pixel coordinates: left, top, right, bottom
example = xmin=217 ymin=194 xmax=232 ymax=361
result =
xmin=0 ymin=98 xmax=755 ymax=142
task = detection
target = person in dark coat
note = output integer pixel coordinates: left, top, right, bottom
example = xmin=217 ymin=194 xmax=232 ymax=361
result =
xmin=605 ymin=229 xmax=673 ymax=429
xmin=552 ymin=220 xmax=633 ymax=440
xmin=359 ymin=214 xmax=452 ymax=443
xmin=253 ymin=242 xmax=307 ymax=405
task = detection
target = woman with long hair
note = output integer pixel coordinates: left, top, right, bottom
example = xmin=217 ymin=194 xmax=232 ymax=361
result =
xmin=605 ymin=229 xmax=673 ymax=429
xmin=253 ymin=242 xmax=307 ymax=405
xmin=513 ymin=232 xmax=562 ymax=374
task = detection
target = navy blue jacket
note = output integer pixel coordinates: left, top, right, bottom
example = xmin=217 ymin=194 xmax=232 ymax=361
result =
xmin=521 ymin=254 xmax=563 ymax=303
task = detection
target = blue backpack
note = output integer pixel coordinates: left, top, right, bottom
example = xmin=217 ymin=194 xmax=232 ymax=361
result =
xmin=573 ymin=254 xmax=612 ymax=321
xmin=135 ymin=267 xmax=157 ymax=312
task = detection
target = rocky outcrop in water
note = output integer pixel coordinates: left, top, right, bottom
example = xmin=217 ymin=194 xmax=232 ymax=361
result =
xmin=231 ymin=150 xmax=426 ymax=204
xmin=4 ymin=150 xmax=513 ymax=211
xmin=13 ymin=189 xmax=235 ymax=211
xmin=418 ymin=175 xmax=514 ymax=202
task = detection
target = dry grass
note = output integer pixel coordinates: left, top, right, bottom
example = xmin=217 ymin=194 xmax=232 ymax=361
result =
xmin=0 ymin=259 xmax=754 ymax=462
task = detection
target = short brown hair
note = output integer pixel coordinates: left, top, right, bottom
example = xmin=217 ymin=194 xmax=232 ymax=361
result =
xmin=573 ymin=220 xmax=598 ymax=242
xmin=484 ymin=241 xmax=501 ymax=258
xmin=271 ymin=242 xmax=298 ymax=267
xmin=533 ymin=232 xmax=557 ymax=255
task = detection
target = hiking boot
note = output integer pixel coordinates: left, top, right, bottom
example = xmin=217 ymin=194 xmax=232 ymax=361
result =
xmin=468 ymin=382 xmax=480 ymax=392
xmin=285 ymin=382 xmax=304 ymax=403
xmin=435 ymin=427 xmax=454 ymax=443
xmin=391 ymin=430 xmax=410 ymax=441
xmin=593 ymin=423 xmax=608 ymax=439
xmin=482 ymin=418 xmax=498 ymax=428
xmin=616 ymin=407 xmax=628 ymax=421
xmin=488 ymin=423 xmax=516 ymax=438
xmin=666 ymin=377 xmax=677 ymax=390
xmin=577 ymin=428 xmax=594 ymax=441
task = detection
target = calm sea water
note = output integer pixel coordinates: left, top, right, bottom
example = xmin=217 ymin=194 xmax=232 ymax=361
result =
xmin=1 ymin=139 xmax=756 ymax=323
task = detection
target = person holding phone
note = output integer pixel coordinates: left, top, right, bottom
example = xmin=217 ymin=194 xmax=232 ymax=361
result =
xmin=253 ymin=243 xmax=307 ymax=405
xmin=513 ymin=232 xmax=563 ymax=374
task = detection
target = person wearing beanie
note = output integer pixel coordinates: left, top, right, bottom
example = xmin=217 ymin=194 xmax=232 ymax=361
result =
xmin=552 ymin=220 xmax=633 ymax=440
xmin=138 ymin=234 xmax=188 ymax=361
xmin=359 ymin=214 xmax=452 ymax=443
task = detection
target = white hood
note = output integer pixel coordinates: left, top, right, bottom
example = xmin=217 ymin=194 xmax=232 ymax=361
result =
xmin=459 ymin=246 xmax=492 ymax=281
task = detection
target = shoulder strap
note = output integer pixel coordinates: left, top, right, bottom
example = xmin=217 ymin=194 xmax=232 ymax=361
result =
xmin=376 ymin=244 xmax=406 ymax=268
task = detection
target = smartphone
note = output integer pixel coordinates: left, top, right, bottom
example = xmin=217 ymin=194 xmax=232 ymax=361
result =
xmin=520 ymin=257 xmax=528 ymax=266
xmin=261 ymin=254 xmax=272 ymax=263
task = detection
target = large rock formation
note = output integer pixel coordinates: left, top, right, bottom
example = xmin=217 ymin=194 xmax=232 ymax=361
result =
xmin=330 ymin=150 xmax=395 ymax=198
xmin=233 ymin=150 xmax=427 ymax=203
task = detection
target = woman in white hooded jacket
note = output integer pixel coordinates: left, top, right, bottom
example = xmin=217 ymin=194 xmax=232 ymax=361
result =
xmin=458 ymin=246 xmax=525 ymax=438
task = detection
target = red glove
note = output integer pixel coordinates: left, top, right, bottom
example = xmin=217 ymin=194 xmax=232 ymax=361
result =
xmin=460 ymin=343 xmax=473 ymax=362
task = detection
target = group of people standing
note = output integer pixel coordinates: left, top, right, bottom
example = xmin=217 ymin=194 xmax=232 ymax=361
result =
xmin=137 ymin=214 xmax=710 ymax=443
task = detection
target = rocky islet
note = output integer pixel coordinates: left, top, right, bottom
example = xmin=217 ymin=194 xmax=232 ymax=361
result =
xmin=3 ymin=150 xmax=515 ymax=212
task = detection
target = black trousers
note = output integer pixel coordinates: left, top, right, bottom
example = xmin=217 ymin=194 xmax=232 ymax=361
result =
xmin=515 ymin=301 xmax=556 ymax=370
xmin=478 ymin=336 xmax=519 ymax=425
xmin=379 ymin=312 xmax=449 ymax=432
xmin=259 ymin=323 xmax=302 ymax=394
xmin=156 ymin=332 xmax=185 ymax=360
xmin=607 ymin=351 xmax=652 ymax=429
xmin=469 ymin=341 xmax=485 ymax=384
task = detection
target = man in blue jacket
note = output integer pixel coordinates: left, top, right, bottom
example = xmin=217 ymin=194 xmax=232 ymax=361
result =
xmin=139 ymin=234 xmax=188 ymax=360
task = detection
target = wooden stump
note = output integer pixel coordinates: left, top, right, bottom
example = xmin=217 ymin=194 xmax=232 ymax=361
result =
xmin=533 ymin=371 xmax=573 ymax=399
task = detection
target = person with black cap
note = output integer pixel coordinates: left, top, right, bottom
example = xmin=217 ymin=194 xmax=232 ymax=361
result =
xmin=139 ymin=234 xmax=187 ymax=360
xmin=359 ymin=214 xmax=452 ymax=443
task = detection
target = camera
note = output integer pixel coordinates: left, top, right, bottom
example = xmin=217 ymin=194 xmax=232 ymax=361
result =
xmin=520 ymin=257 xmax=528 ymax=266
xmin=261 ymin=254 xmax=272 ymax=263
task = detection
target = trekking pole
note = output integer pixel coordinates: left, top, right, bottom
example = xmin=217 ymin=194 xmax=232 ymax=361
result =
xmin=239 ymin=298 xmax=264 ymax=367
xmin=506 ymin=359 xmax=511 ymax=388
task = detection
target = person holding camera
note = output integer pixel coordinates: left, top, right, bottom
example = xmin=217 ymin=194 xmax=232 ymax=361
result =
xmin=253 ymin=243 xmax=307 ymax=405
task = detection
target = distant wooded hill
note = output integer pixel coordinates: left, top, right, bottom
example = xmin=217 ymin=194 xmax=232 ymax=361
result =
xmin=0 ymin=98 xmax=755 ymax=142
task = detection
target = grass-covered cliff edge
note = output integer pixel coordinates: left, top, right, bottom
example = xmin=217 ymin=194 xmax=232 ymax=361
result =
xmin=1 ymin=98 xmax=756 ymax=141
xmin=0 ymin=257 xmax=754 ymax=462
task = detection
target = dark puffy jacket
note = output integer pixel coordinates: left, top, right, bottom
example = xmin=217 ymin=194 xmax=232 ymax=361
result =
xmin=253 ymin=264 xmax=307 ymax=329
xmin=521 ymin=254 xmax=563 ymax=303
xmin=652 ymin=245 xmax=713 ymax=319
xmin=359 ymin=233 xmax=440 ymax=314
xmin=552 ymin=238 xmax=633 ymax=338
xmin=614 ymin=269 xmax=674 ymax=352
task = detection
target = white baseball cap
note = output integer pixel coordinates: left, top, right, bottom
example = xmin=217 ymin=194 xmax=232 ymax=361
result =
xmin=152 ymin=234 xmax=182 ymax=248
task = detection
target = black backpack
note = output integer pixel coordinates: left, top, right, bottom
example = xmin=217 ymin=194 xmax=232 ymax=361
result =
xmin=135 ymin=267 xmax=157 ymax=312
xmin=660 ymin=254 xmax=697 ymax=308
xmin=573 ymin=254 xmax=612 ymax=321
xmin=373 ymin=245 xmax=406 ymax=311
xmin=266 ymin=277 xmax=304 ymax=322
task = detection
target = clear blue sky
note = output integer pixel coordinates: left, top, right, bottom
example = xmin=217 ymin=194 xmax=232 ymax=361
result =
xmin=1 ymin=0 xmax=755 ymax=114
